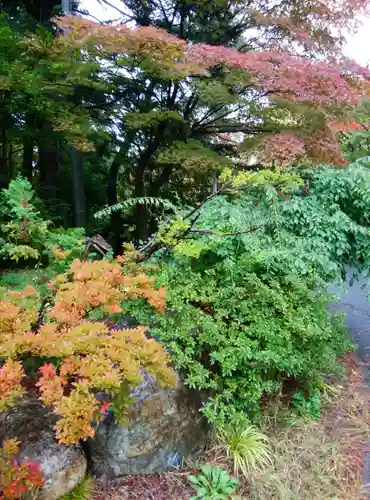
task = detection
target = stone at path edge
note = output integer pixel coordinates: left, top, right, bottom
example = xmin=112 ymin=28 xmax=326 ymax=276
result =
xmin=0 ymin=398 xmax=87 ymax=499
xmin=89 ymin=371 xmax=209 ymax=479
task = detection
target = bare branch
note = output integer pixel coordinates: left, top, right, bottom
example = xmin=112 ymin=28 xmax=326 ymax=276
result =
xmin=188 ymin=224 xmax=267 ymax=236
xmin=75 ymin=9 xmax=105 ymax=24
xmin=96 ymin=0 xmax=133 ymax=21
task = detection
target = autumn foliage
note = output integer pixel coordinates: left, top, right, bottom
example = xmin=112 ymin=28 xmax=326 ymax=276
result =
xmin=57 ymin=15 xmax=368 ymax=106
xmin=0 ymin=439 xmax=44 ymax=499
xmin=0 ymin=256 xmax=175 ymax=445
xmin=56 ymin=15 xmax=370 ymax=166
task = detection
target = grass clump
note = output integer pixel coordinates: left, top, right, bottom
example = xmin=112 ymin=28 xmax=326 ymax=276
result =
xmin=62 ymin=476 xmax=94 ymax=500
xmin=247 ymin=355 xmax=369 ymax=499
xmin=216 ymin=423 xmax=271 ymax=477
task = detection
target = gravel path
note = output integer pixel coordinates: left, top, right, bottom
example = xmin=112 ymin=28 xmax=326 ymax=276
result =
xmin=329 ymin=273 xmax=370 ymax=495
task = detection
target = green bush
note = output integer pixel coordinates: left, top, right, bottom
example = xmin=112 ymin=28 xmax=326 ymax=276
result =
xmin=281 ymin=162 xmax=370 ymax=279
xmin=291 ymin=388 xmax=322 ymax=420
xmin=146 ymin=249 xmax=347 ymax=424
xmin=124 ymin=191 xmax=349 ymax=425
xmin=0 ymin=177 xmax=50 ymax=262
xmin=0 ymin=177 xmax=85 ymax=269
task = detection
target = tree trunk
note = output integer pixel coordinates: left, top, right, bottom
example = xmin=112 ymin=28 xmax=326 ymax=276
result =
xmin=38 ymin=128 xmax=59 ymax=212
xmin=0 ymin=123 xmax=8 ymax=189
xmin=7 ymin=143 xmax=12 ymax=182
xmin=107 ymin=154 xmax=123 ymax=255
xmin=212 ymin=173 xmax=219 ymax=194
xmin=22 ymin=113 xmax=35 ymax=183
xmin=25 ymin=0 xmax=62 ymax=25
xmin=134 ymin=161 xmax=149 ymax=242
xmin=23 ymin=141 xmax=33 ymax=184
xmin=71 ymin=146 xmax=87 ymax=228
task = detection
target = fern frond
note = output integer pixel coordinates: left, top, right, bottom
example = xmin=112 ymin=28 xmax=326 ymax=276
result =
xmin=94 ymin=197 xmax=178 ymax=220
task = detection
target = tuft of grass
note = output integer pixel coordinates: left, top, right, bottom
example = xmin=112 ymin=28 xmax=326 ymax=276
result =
xmin=246 ymin=354 xmax=369 ymax=499
xmin=216 ymin=423 xmax=272 ymax=477
xmin=62 ymin=476 xmax=94 ymax=500
xmin=248 ymin=423 xmax=343 ymax=499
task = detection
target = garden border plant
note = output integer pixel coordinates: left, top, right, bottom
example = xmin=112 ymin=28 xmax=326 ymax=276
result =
xmin=0 ymin=176 xmax=85 ymax=270
xmin=0 ymin=253 xmax=175 ymax=497
xmin=124 ymin=177 xmax=354 ymax=427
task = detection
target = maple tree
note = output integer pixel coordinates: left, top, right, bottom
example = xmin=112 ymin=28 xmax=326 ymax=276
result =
xmin=56 ymin=0 xmax=370 ymax=243
xmin=0 ymin=255 xmax=175 ymax=446
xmin=0 ymin=2 xmax=367 ymax=240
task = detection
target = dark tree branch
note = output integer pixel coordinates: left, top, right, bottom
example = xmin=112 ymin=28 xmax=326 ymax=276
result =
xmin=183 ymin=182 xmax=230 ymax=223
xmin=202 ymin=124 xmax=275 ymax=134
xmin=193 ymin=104 xmax=247 ymax=134
xmin=155 ymin=0 xmax=172 ymax=29
xmin=136 ymin=182 xmax=230 ymax=260
xmin=96 ymin=0 xmax=130 ymax=18
xmin=188 ymin=224 xmax=267 ymax=236
xmin=75 ymin=9 xmax=105 ymax=24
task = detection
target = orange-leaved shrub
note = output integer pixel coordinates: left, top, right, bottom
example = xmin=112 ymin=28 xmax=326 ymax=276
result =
xmin=0 ymin=256 xmax=176 ymax=446
xmin=0 ymin=438 xmax=44 ymax=499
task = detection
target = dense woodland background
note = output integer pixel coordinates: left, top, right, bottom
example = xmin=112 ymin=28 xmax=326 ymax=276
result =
xmin=0 ymin=0 xmax=368 ymax=254
xmin=0 ymin=3 xmax=370 ymax=497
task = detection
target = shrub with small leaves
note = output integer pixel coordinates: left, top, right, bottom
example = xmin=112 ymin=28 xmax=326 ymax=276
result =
xmin=0 ymin=438 xmax=44 ymax=499
xmin=127 ymin=189 xmax=350 ymax=425
xmin=0 ymin=256 xmax=175 ymax=445
xmin=0 ymin=177 xmax=86 ymax=267
xmin=0 ymin=360 xmax=26 ymax=411
xmin=291 ymin=388 xmax=322 ymax=420
xmin=0 ymin=177 xmax=50 ymax=262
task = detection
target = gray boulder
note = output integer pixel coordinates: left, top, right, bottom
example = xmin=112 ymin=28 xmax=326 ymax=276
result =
xmin=0 ymin=398 xmax=87 ymax=499
xmin=89 ymin=371 xmax=208 ymax=479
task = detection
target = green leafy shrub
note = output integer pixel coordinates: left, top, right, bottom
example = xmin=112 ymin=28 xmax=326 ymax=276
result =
xmin=291 ymin=389 xmax=322 ymax=420
xmin=281 ymin=162 xmax=370 ymax=279
xmin=138 ymin=248 xmax=348 ymax=424
xmin=126 ymin=187 xmax=352 ymax=424
xmin=0 ymin=177 xmax=85 ymax=268
xmin=188 ymin=464 xmax=238 ymax=499
xmin=0 ymin=177 xmax=50 ymax=262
